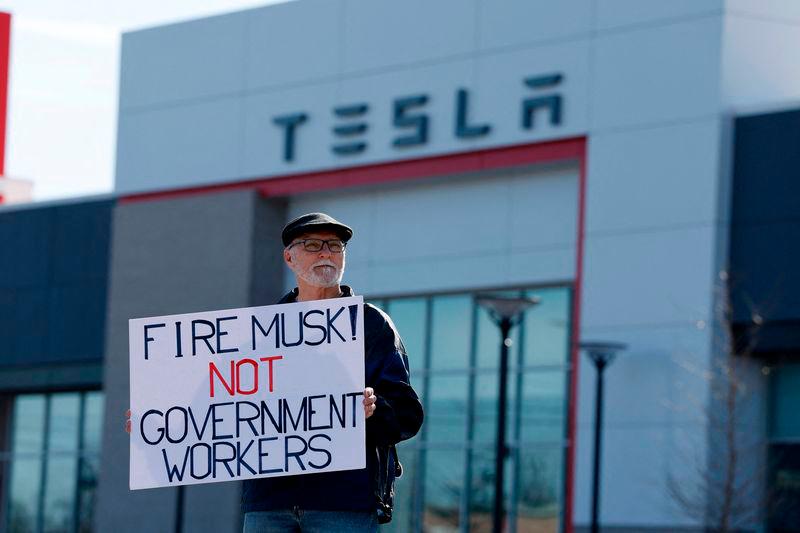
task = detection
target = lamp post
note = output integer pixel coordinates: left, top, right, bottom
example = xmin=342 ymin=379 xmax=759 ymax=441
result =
xmin=477 ymin=294 xmax=540 ymax=533
xmin=579 ymin=341 xmax=627 ymax=533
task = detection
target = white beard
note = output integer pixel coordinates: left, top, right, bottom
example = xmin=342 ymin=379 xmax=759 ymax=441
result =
xmin=291 ymin=257 xmax=344 ymax=288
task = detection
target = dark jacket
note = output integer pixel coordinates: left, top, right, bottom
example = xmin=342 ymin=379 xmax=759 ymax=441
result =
xmin=241 ymin=285 xmax=424 ymax=512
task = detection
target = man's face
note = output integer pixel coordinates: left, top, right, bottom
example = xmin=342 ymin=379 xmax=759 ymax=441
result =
xmin=283 ymin=230 xmax=346 ymax=288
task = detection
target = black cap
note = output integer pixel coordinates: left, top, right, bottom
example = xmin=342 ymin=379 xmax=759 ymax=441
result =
xmin=281 ymin=212 xmax=353 ymax=247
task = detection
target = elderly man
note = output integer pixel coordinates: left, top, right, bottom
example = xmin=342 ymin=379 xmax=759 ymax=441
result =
xmin=240 ymin=212 xmax=424 ymax=532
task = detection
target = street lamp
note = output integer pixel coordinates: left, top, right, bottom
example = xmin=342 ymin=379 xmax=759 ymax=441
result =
xmin=579 ymin=341 xmax=627 ymax=533
xmin=476 ymin=294 xmax=540 ymax=533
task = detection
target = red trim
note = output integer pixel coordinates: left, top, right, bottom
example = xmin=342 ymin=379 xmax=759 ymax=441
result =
xmin=119 ymin=137 xmax=584 ymax=203
xmin=118 ymin=137 xmax=588 ymax=533
xmin=0 ymin=12 xmax=10 ymax=177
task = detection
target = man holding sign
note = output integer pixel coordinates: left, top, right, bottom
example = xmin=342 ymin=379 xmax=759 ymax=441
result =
xmin=127 ymin=213 xmax=423 ymax=532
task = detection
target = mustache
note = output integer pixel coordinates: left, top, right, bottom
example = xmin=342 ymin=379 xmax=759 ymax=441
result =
xmin=312 ymin=260 xmax=338 ymax=268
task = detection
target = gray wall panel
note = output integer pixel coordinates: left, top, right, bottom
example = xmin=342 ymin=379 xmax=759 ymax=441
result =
xmin=0 ymin=199 xmax=112 ymax=375
xmin=249 ymin=195 xmax=289 ymax=307
xmin=119 ymin=12 xmax=247 ymax=109
xmin=95 ymin=190 xmax=286 ymax=533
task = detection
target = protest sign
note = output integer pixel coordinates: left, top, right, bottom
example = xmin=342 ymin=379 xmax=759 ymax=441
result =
xmin=128 ymin=296 xmax=365 ymax=490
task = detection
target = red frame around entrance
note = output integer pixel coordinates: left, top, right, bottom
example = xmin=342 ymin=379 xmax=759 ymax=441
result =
xmin=0 ymin=12 xmax=9 ymax=175
xmin=121 ymin=136 xmax=588 ymax=533
xmin=0 ymin=11 xmax=12 ymax=205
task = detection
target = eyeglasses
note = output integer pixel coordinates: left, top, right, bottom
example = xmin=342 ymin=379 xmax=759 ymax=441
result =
xmin=287 ymin=238 xmax=347 ymax=253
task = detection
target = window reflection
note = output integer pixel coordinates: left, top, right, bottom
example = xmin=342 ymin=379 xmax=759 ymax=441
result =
xmin=473 ymin=372 xmax=499 ymax=445
xmin=11 ymin=395 xmax=46 ymax=455
xmin=522 ymin=288 xmax=570 ymax=367
xmin=515 ymin=446 xmax=563 ymax=533
xmin=475 ymin=290 xmax=521 ymax=369
xmin=3 ymin=392 xmax=104 ymax=533
xmin=378 ymin=285 xmax=570 ymax=533
xmin=8 ymin=458 xmax=42 ymax=533
xmin=519 ymin=372 xmax=567 ymax=444
xmin=385 ymin=298 xmax=427 ymax=376
xmin=47 ymin=393 xmax=80 ymax=453
xmin=423 ymin=449 xmax=465 ymax=532
xmin=430 ymin=295 xmax=472 ymax=370
xmin=426 ymin=375 xmax=468 ymax=445
xmin=78 ymin=392 xmax=103 ymax=533
xmin=8 ymin=395 xmax=46 ymax=533
xmin=43 ymin=458 xmax=78 ymax=533
xmin=468 ymin=447 xmax=507 ymax=533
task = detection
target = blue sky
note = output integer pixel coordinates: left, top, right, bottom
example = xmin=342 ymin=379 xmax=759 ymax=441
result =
xmin=1 ymin=0 xmax=282 ymax=201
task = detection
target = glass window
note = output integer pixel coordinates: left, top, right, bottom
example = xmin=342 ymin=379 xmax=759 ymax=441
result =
xmin=385 ymin=298 xmax=428 ymax=376
xmin=770 ymin=362 xmax=800 ymax=440
xmin=430 ymin=295 xmax=472 ymax=370
xmin=473 ymin=372 xmax=499 ymax=445
xmin=47 ymin=393 xmax=81 ymax=453
xmin=475 ymin=290 xmax=521 ymax=369
xmin=426 ymin=375 xmax=469 ymax=445
xmin=768 ymin=442 xmax=800 ymax=532
xmin=82 ymin=392 xmax=104 ymax=455
xmin=423 ymin=448 xmax=465 ymax=532
xmin=11 ymin=395 xmax=46 ymax=456
xmin=78 ymin=392 xmax=103 ymax=533
xmin=8 ymin=456 xmax=42 ymax=533
xmin=8 ymin=395 xmax=46 ymax=533
xmin=514 ymin=445 xmax=563 ymax=533
xmin=380 ymin=285 xmax=571 ymax=533
xmin=43 ymin=456 xmax=79 ymax=533
xmin=43 ymin=393 xmax=81 ymax=533
xmin=522 ymin=288 xmax=571 ymax=367
xmin=467 ymin=446 xmax=501 ymax=531
xmin=519 ymin=371 xmax=567 ymax=444
xmin=3 ymin=391 xmax=104 ymax=533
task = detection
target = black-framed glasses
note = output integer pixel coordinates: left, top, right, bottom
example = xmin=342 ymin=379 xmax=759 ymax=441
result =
xmin=287 ymin=238 xmax=347 ymax=253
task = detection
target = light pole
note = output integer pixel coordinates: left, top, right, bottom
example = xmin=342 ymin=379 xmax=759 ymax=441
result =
xmin=579 ymin=341 xmax=627 ymax=533
xmin=477 ymin=294 xmax=540 ymax=533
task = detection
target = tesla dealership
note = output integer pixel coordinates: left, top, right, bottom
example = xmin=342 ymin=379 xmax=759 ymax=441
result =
xmin=0 ymin=2 xmax=799 ymax=532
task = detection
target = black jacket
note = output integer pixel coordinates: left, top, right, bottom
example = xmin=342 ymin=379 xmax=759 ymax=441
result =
xmin=241 ymin=285 xmax=424 ymax=512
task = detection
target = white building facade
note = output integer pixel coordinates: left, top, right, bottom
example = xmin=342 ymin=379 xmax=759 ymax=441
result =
xmin=99 ymin=2 xmax=800 ymax=532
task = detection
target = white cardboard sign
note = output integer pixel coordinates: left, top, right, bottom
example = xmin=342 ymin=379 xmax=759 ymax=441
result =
xmin=128 ymin=296 xmax=366 ymax=490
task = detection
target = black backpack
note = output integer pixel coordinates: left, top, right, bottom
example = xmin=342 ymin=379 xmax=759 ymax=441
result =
xmin=375 ymin=444 xmax=403 ymax=524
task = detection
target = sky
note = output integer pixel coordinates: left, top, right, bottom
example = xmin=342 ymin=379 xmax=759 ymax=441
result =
xmin=1 ymin=0 xmax=284 ymax=201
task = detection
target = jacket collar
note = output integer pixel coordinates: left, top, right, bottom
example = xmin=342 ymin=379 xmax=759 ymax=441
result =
xmin=279 ymin=284 xmax=354 ymax=304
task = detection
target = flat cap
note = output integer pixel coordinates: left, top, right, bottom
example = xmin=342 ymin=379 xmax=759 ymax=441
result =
xmin=282 ymin=212 xmax=353 ymax=247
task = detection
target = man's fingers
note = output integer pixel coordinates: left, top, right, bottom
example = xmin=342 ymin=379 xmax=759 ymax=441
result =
xmin=363 ymin=388 xmax=377 ymax=419
xmin=126 ymin=409 xmax=131 ymax=418
xmin=125 ymin=420 xmax=131 ymax=434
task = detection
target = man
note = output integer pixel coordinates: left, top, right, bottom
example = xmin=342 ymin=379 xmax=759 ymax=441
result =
xmin=241 ymin=212 xmax=423 ymax=532
xmin=126 ymin=212 xmax=422 ymax=531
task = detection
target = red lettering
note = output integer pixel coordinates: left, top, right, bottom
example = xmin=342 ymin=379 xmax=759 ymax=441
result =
xmin=236 ymin=359 xmax=259 ymax=395
xmin=260 ymin=356 xmax=284 ymax=393
xmin=208 ymin=356 xmax=284 ymax=397
xmin=209 ymin=361 xmax=235 ymax=398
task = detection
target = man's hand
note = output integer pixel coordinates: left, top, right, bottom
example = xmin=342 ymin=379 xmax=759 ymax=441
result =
xmin=363 ymin=387 xmax=377 ymax=419
xmin=125 ymin=409 xmax=131 ymax=434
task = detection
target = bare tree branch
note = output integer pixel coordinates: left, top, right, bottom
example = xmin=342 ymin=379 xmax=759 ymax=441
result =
xmin=665 ymin=270 xmax=772 ymax=532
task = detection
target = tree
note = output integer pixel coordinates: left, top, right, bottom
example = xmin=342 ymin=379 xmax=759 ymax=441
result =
xmin=666 ymin=269 xmax=771 ymax=532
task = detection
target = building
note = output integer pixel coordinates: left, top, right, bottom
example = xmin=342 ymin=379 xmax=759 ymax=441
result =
xmin=0 ymin=1 xmax=799 ymax=532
